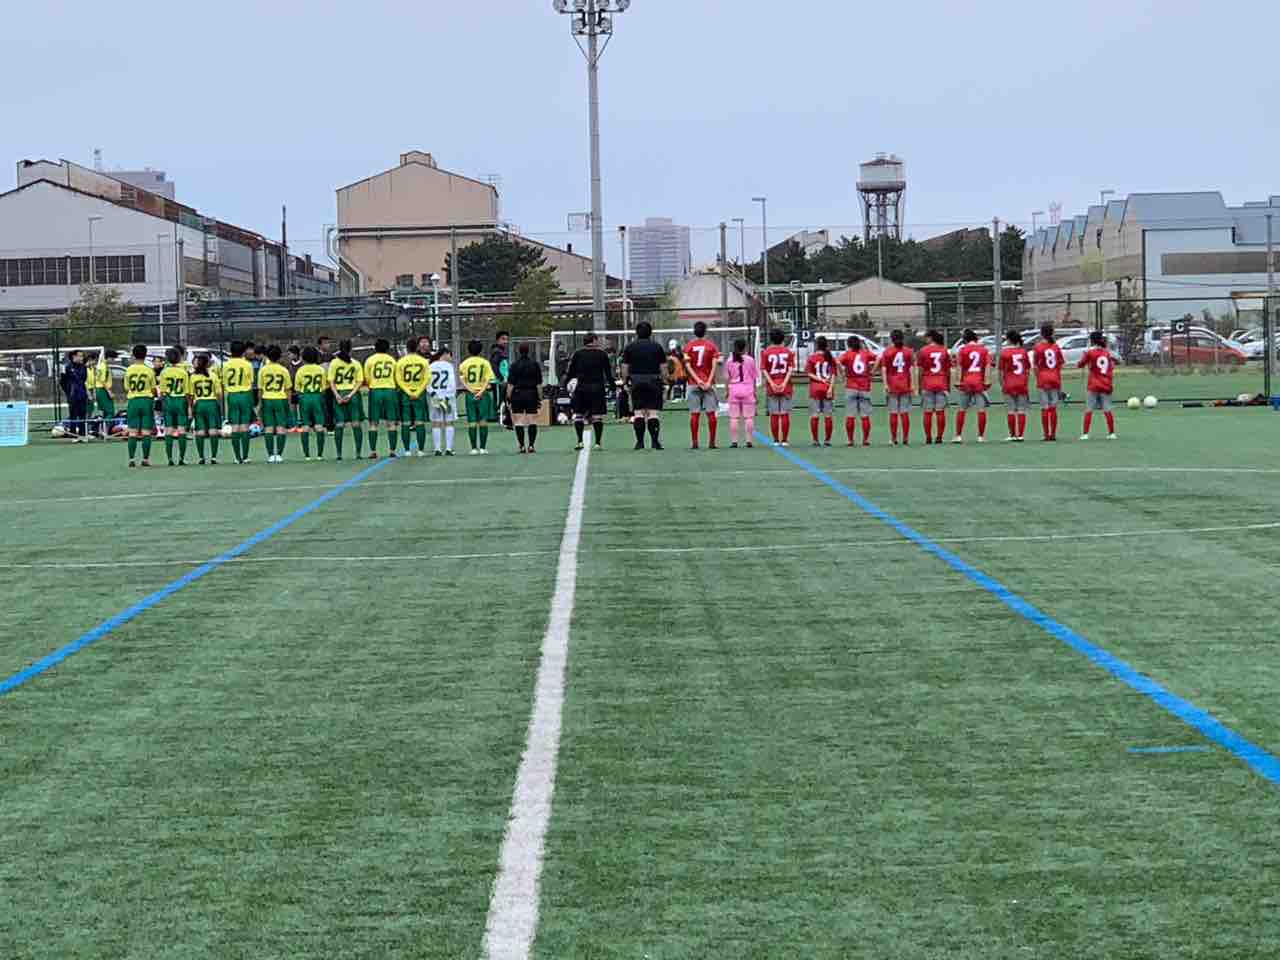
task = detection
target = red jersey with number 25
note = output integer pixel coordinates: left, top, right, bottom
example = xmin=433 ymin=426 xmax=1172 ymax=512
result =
xmin=917 ymin=343 xmax=952 ymax=392
xmin=1080 ymin=347 xmax=1115 ymax=394
xmin=999 ymin=347 xmax=1031 ymax=395
xmin=956 ymin=343 xmax=991 ymax=392
xmin=683 ymin=338 xmax=720 ymax=386
xmin=805 ymin=352 xmax=836 ymax=399
xmin=1032 ymin=340 xmax=1065 ymax=389
xmin=760 ymin=345 xmax=796 ymax=396
xmin=881 ymin=346 xmax=914 ymax=395
xmin=838 ymin=348 xmax=876 ymax=392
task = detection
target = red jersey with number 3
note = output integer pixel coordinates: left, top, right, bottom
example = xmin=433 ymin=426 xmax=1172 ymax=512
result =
xmin=917 ymin=343 xmax=952 ymax=392
xmin=881 ymin=346 xmax=914 ymax=395
xmin=999 ymin=347 xmax=1031 ymax=395
xmin=761 ymin=345 xmax=796 ymax=396
xmin=684 ymin=338 xmax=720 ymax=385
xmin=1032 ymin=341 xmax=1066 ymax=389
xmin=838 ymin=348 xmax=876 ymax=392
xmin=957 ymin=343 xmax=991 ymax=392
xmin=1081 ymin=347 xmax=1115 ymax=394
xmin=805 ymin=352 xmax=836 ymax=399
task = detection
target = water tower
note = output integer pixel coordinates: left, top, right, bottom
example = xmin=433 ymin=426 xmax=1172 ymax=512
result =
xmin=857 ymin=153 xmax=906 ymax=242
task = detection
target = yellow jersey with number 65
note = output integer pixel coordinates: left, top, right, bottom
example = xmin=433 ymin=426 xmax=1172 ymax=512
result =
xmin=295 ymin=363 xmax=328 ymax=395
xmin=258 ymin=362 xmax=292 ymax=400
xmin=328 ymin=357 xmax=364 ymax=395
xmin=123 ymin=362 xmax=157 ymax=400
xmin=459 ymin=356 xmax=495 ymax=396
xmin=395 ymin=353 xmax=431 ymax=398
xmin=364 ymin=352 xmax=397 ymax=390
xmin=222 ymin=357 xmax=255 ymax=394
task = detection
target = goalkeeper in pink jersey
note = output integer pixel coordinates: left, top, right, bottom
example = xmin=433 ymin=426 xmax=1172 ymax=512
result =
xmin=724 ymin=339 xmax=758 ymax=448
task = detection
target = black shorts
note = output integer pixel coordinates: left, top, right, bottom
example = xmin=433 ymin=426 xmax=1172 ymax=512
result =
xmin=629 ymin=379 xmax=664 ymax=412
xmin=510 ymin=388 xmax=541 ymax=415
xmin=572 ymin=386 xmax=607 ymax=418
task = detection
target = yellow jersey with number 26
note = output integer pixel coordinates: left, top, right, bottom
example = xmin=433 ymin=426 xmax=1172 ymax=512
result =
xmin=295 ymin=363 xmax=328 ymax=395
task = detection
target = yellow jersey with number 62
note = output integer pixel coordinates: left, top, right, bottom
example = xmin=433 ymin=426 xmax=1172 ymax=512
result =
xmin=295 ymin=363 xmax=328 ymax=395
xmin=395 ymin=354 xmax=431 ymax=398
xmin=123 ymin=362 xmax=157 ymax=400
xmin=328 ymin=357 xmax=364 ymax=395
xmin=364 ymin=352 xmax=397 ymax=390
xmin=459 ymin=356 xmax=495 ymax=396
xmin=222 ymin=357 xmax=255 ymax=394
xmin=258 ymin=362 xmax=292 ymax=400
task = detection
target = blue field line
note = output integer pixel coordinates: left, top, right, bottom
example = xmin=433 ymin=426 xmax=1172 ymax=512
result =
xmin=1128 ymin=745 xmax=1213 ymax=755
xmin=0 ymin=457 xmax=395 ymax=697
xmin=756 ymin=432 xmax=1280 ymax=787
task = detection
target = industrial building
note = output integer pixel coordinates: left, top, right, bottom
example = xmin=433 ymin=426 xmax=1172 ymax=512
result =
xmin=0 ymin=158 xmax=335 ymax=311
xmin=818 ymin=277 xmax=928 ymax=330
xmin=628 ymin=217 xmax=691 ymax=294
xmin=1023 ymin=191 xmax=1279 ymax=324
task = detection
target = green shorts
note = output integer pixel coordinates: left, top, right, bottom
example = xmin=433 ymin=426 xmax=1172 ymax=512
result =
xmin=369 ymin=388 xmax=400 ymax=422
xmin=126 ymin=397 xmax=154 ymax=431
xmin=400 ymin=393 xmax=428 ymax=424
xmin=193 ymin=400 xmax=221 ymax=433
xmin=226 ymin=391 xmax=256 ymax=426
xmin=464 ymin=391 xmax=497 ymax=423
xmin=261 ymin=398 xmax=291 ymax=430
xmin=335 ymin=394 xmax=365 ymax=424
xmin=299 ymin=393 xmax=327 ymax=428
xmin=95 ymin=387 xmax=116 ymax=419
xmin=163 ymin=397 xmax=189 ymax=429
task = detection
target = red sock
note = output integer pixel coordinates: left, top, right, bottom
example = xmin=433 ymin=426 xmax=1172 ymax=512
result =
xmin=977 ymin=412 xmax=987 ymax=438
xmin=1041 ymin=409 xmax=1050 ymax=438
xmin=861 ymin=417 xmax=872 ymax=443
xmin=924 ymin=410 xmax=934 ymax=442
xmin=889 ymin=413 xmax=899 ymax=442
xmin=770 ymin=413 xmax=780 ymax=441
xmin=1050 ymin=407 xmax=1059 ymax=438
xmin=901 ymin=413 xmax=911 ymax=443
xmin=690 ymin=412 xmax=701 ymax=446
xmin=955 ymin=411 xmax=966 ymax=437
xmin=1007 ymin=413 xmax=1017 ymax=436
xmin=1083 ymin=412 xmax=1093 ymax=435
xmin=824 ymin=417 xmax=833 ymax=442
xmin=810 ymin=417 xmax=819 ymax=442
xmin=845 ymin=417 xmax=855 ymax=444
xmin=936 ymin=411 xmax=947 ymax=440
xmin=1018 ymin=413 xmax=1027 ymax=438
xmin=782 ymin=414 xmax=791 ymax=442
xmin=1105 ymin=411 xmax=1115 ymax=434
xmin=707 ymin=413 xmax=718 ymax=446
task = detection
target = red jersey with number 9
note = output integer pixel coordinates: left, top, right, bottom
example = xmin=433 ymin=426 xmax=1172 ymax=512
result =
xmin=838 ymin=348 xmax=876 ymax=392
xmin=1032 ymin=340 xmax=1065 ymax=389
xmin=760 ymin=345 xmax=796 ymax=396
xmin=956 ymin=343 xmax=991 ymax=392
xmin=1081 ymin=347 xmax=1115 ymax=394
xmin=805 ymin=351 xmax=836 ymax=399
xmin=999 ymin=347 xmax=1031 ymax=395
xmin=881 ymin=345 xmax=914 ymax=395
xmin=683 ymin=338 xmax=720 ymax=385
xmin=917 ymin=343 xmax=952 ymax=392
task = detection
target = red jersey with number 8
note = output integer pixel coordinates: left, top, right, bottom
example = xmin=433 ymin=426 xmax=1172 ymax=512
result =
xmin=838 ymin=348 xmax=876 ymax=392
xmin=956 ymin=343 xmax=991 ymax=392
xmin=999 ymin=347 xmax=1031 ymax=395
xmin=1032 ymin=341 xmax=1065 ymax=389
xmin=761 ymin=345 xmax=796 ymax=396
xmin=881 ymin=346 xmax=914 ymax=395
xmin=1081 ymin=347 xmax=1115 ymax=394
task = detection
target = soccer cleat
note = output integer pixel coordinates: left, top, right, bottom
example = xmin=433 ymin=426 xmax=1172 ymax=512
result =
xmin=574 ymin=443 xmax=584 ymax=451
xmin=708 ymin=443 xmax=718 ymax=450
xmin=304 ymin=456 xmax=312 ymax=462
xmin=690 ymin=443 xmax=700 ymax=450
xmin=469 ymin=448 xmax=480 ymax=456
xmin=168 ymin=460 xmax=176 ymax=467
xmin=924 ymin=438 xmax=933 ymax=445
xmin=369 ymin=451 xmax=379 ymax=459
xmin=445 ymin=450 xmax=455 ymax=457
xmin=210 ymin=458 xmax=218 ymax=465
xmin=528 ymin=448 xmax=537 ymax=454
xmin=416 ymin=450 xmax=425 ymax=458
xmin=336 ymin=456 xmax=343 ymax=461
xmin=1004 ymin=436 xmax=1017 ymax=442
xmin=1079 ymin=434 xmax=1090 ymax=441
xmin=480 ymin=448 xmax=489 ymax=455
xmin=812 ymin=441 xmax=821 ymax=447
xmin=198 ymin=458 xmax=207 ymax=466
xmin=823 ymin=442 xmax=832 ymax=448
xmin=388 ymin=451 xmax=397 ymax=459
xmin=951 ymin=436 xmax=963 ymax=444
xmin=127 ymin=461 xmax=136 ymax=468
xmin=140 ymin=460 xmax=151 ymax=467
xmin=746 ymin=442 xmax=754 ymax=448
xmin=976 ymin=436 xmax=985 ymax=444
xmin=434 ymin=450 xmax=444 ymax=457
xmin=779 ymin=441 xmax=789 ymax=447
xmin=1107 ymin=433 xmax=1118 ymax=440
xmin=634 ymin=441 xmax=645 ymax=450
xmin=651 ymin=440 xmax=664 ymax=450
xmin=594 ymin=443 xmax=603 ymax=451
xmin=729 ymin=442 xmax=738 ymax=448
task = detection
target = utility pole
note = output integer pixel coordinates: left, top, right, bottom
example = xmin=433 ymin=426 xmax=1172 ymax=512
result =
xmin=450 ymin=225 xmax=461 ymax=360
xmin=992 ymin=218 xmax=1003 ymax=344
xmin=752 ymin=196 xmax=768 ymax=331
xmin=1099 ymin=190 xmax=1115 ymax=325
xmin=719 ymin=222 xmax=729 ymax=325
xmin=281 ymin=205 xmax=289 ymax=298
xmin=176 ymin=237 xmax=186 ymax=339
xmin=618 ymin=225 xmax=629 ymax=327
xmin=731 ymin=217 xmax=745 ymax=275
xmin=1266 ymin=212 xmax=1274 ymax=399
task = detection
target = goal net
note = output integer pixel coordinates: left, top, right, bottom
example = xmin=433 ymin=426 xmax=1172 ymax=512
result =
xmin=547 ymin=327 xmax=760 ymax=384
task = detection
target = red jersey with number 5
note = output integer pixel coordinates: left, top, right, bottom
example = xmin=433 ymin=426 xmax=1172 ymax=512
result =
xmin=760 ymin=345 xmax=796 ymax=396
xmin=838 ymin=348 xmax=876 ymax=391
xmin=1032 ymin=340 xmax=1065 ymax=389
xmin=881 ymin=346 xmax=914 ymax=395
xmin=1080 ymin=347 xmax=1115 ymax=394
xmin=805 ymin=352 xmax=836 ymax=399
xmin=999 ymin=347 xmax=1031 ymax=395
xmin=683 ymin=338 xmax=720 ymax=385
xmin=917 ymin=343 xmax=952 ymax=392
xmin=956 ymin=343 xmax=991 ymax=392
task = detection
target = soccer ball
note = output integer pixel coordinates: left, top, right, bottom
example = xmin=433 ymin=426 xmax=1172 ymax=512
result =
xmin=51 ymin=425 xmax=67 ymax=438
xmin=1237 ymin=393 xmax=1252 ymax=404
xmin=1143 ymin=395 xmax=1158 ymax=409
xmin=556 ymin=412 xmax=570 ymax=426
xmin=1126 ymin=397 xmax=1141 ymax=410
xmin=220 ymin=423 xmax=233 ymax=438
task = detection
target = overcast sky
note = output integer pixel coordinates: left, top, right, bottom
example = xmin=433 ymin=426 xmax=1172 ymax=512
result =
xmin=4 ymin=0 xmax=1277 ymax=267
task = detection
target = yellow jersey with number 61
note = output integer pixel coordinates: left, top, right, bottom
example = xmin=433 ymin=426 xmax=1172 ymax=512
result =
xmin=123 ymin=362 xmax=157 ymax=400
xmin=258 ymin=362 xmax=292 ymax=400
xmin=295 ymin=363 xmax=328 ymax=395
xmin=459 ymin=356 xmax=495 ymax=396
xmin=328 ymin=357 xmax=364 ymax=395
xmin=222 ymin=357 xmax=255 ymax=394
xmin=395 ymin=353 xmax=431 ymax=398
xmin=364 ymin=352 xmax=397 ymax=390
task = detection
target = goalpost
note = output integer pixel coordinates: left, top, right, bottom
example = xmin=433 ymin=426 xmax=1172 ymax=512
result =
xmin=547 ymin=326 xmax=761 ymax=384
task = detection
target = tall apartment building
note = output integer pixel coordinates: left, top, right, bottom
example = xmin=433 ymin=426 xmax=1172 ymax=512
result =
xmin=629 ymin=217 xmax=691 ymax=295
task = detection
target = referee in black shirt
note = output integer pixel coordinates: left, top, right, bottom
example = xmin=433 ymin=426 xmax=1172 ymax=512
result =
xmin=565 ymin=333 xmax=613 ymax=450
xmin=620 ymin=321 xmax=667 ymax=450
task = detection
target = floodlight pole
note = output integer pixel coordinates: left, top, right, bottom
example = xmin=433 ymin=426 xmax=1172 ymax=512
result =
xmin=1099 ymin=189 xmax=1114 ymax=324
xmin=753 ymin=197 xmax=768 ymax=331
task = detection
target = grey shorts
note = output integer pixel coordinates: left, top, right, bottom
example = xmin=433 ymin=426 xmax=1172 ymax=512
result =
xmin=810 ymin=397 xmax=833 ymax=415
xmin=1087 ymin=391 xmax=1113 ymax=411
xmin=1039 ymin=388 xmax=1063 ymax=408
xmin=886 ymin=393 xmax=913 ymax=413
xmin=923 ymin=389 xmax=949 ymax=411
xmin=766 ymin=395 xmax=793 ymax=414
xmin=846 ymin=390 xmax=873 ymax=416
xmin=688 ymin=386 xmax=719 ymax=413
xmin=1006 ymin=393 xmax=1030 ymax=412
xmin=959 ymin=390 xmax=990 ymax=410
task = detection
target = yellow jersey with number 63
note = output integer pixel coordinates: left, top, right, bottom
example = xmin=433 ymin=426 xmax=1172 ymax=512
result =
xmin=190 ymin=371 xmax=221 ymax=400
xmin=328 ymin=357 xmax=364 ymax=395
xmin=295 ymin=363 xmax=328 ymax=395
xmin=222 ymin=357 xmax=255 ymax=394
xmin=395 ymin=354 xmax=430 ymax=398
xmin=364 ymin=352 xmax=397 ymax=390
xmin=258 ymin=362 xmax=292 ymax=400
xmin=123 ymin=362 xmax=157 ymax=400
xmin=459 ymin=356 xmax=495 ymax=396
xmin=158 ymin=365 xmax=190 ymax=398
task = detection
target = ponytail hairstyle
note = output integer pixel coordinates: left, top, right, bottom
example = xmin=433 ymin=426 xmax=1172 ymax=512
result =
xmin=193 ymin=353 xmax=210 ymax=375
xmin=890 ymin=329 xmax=905 ymax=348
xmin=815 ymin=335 xmax=834 ymax=368
xmin=1006 ymin=329 xmax=1023 ymax=346
xmin=847 ymin=335 xmax=861 ymax=351
xmin=338 ymin=338 xmax=352 ymax=363
xmin=731 ymin=338 xmax=747 ymax=382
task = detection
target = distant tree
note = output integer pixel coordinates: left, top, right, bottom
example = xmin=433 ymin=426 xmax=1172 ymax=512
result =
xmin=59 ymin=285 xmax=133 ymax=349
xmin=509 ymin=267 xmax=562 ymax=336
xmin=446 ymin=234 xmax=548 ymax=293
xmin=1112 ymin=281 xmax=1148 ymax=362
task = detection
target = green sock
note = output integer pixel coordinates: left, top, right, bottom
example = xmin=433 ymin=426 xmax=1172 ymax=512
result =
xmin=178 ymin=436 xmax=188 ymax=461
xmin=334 ymin=427 xmax=344 ymax=457
xmin=387 ymin=427 xmax=397 ymax=454
xmin=317 ymin=431 xmax=326 ymax=456
xmin=128 ymin=437 xmax=137 ymax=459
xmin=210 ymin=435 xmax=219 ymax=459
xmin=301 ymin=432 xmax=311 ymax=457
xmin=276 ymin=432 xmax=288 ymax=456
xmin=354 ymin=426 xmax=364 ymax=457
xmin=416 ymin=424 xmax=426 ymax=452
xmin=368 ymin=428 xmax=378 ymax=453
xmin=142 ymin=436 xmax=153 ymax=459
xmin=401 ymin=424 xmax=412 ymax=449
xmin=164 ymin=436 xmax=174 ymax=461
xmin=479 ymin=426 xmax=489 ymax=449
xmin=468 ymin=426 xmax=478 ymax=448
xmin=235 ymin=433 xmax=245 ymax=460
xmin=195 ymin=436 xmax=205 ymax=458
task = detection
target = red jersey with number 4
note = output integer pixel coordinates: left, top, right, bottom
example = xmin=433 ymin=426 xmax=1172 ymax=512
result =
xmin=881 ymin=346 xmax=914 ymax=395
xmin=761 ymin=345 xmax=796 ymax=396
xmin=999 ymin=347 xmax=1031 ymax=395
xmin=956 ymin=343 xmax=991 ymax=392
xmin=838 ymin=348 xmax=877 ymax=392
xmin=805 ymin=352 xmax=836 ymax=399
xmin=1032 ymin=341 xmax=1066 ymax=389
xmin=917 ymin=343 xmax=952 ymax=392
xmin=1080 ymin=347 xmax=1115 ymax=394
xmin=683 ymin=338 xmax=720 ymax=385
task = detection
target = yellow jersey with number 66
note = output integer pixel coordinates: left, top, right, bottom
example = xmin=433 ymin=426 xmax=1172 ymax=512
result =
xmin=258 ymin=362 xmax=292 ymax=400
xmin=295 ymin=363 xmax=328 ymax=395
xmin=395 ymin=353 xmax=431 ymax=398
xmin=364 ymin=352 xmax=397 ymax=390
xmin=222 ymin=357 xmax=255 ymax=394
xmin=459 ymin=356 xmax=495 ymax=397
xmin=123 ymin=362 xmax=157 ymax=400
xmin=328 ymin=357 xmax=364 ymax=395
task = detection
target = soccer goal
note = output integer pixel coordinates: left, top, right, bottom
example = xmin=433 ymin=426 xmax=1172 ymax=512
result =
xmin=547 ymin=327 xmax=760 ymax=384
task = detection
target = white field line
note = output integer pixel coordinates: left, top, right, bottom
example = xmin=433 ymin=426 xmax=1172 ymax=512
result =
xmin=7 ymin=519 xmax=1278 ymax=572
xmin=482 ymin=444 xmax=591 ymax=960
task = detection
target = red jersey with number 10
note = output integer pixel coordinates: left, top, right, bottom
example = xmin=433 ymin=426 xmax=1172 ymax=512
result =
xmin=760 ymin=345 xmax=796 ymax=396
xmin=1032 ymin=340 xmax=1066 ymax=389
xmin=999 ymin=347 xmax=1031 ymax=395
xmin=838 ymin=348 xmax=876 ymax=391
xmin=683 ymin=338 xmax=720 ymax=385
xmin=805 ymin=352 xmax=836 ymax=399
xmin=956 ymin=342 xmax=991 ymax=392
xmin=881 ymin=346 xmax=914 ymax=395
xmin=917 ymin=343 xmax=952 ymax=392
xmin=1081 ymin=347 xmax=1115 ymax=394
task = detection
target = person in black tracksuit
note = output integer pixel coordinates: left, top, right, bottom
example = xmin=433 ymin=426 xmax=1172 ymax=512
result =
xmin=620 ymin=321 xmax=667 ymax=450
xmin=62 ymin=351 xmax=89 ymax=438
xmin=565 ymin=333 xmax=614 ymax=451
xmin=506 ymin=343 xmax=544 ymax=454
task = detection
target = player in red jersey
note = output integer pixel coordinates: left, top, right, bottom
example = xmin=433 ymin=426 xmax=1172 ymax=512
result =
xmin=880 ymin=329 xmax=914 ymax=445
xmin=951 ymin=329 xmax=992 ymax=443
xmin=998 ymin=330 xmax=1032 ymax=441
xmin=805 ymin=336 xmax=837 ymax=446
xmin=916 ymin=330 xmax=952 ymax=444
xmin=1031 ymin=323 xmax=1067 ymax=441
xmin=1078 ymin=330 xmax=1117 ymax=440
xmin=837 ymin=335 xmax=877 ymax=446
xmin=760 ymin=328 xmax=796 ymax=445
xmin=683 ymin=321 xmax=722 ymax=449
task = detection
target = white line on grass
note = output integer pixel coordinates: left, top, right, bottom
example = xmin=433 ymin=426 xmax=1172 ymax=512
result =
xmin=482 ymin=444 xmax=591 ymax=960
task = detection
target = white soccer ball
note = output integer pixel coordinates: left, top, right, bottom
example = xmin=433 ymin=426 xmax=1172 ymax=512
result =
xmin=51 ymin=425 xmax=67 ymax=438
xmin=220 ymin=423 xmax=233 ymax=438
xmin=1143 ymin=395 xmax=1158 ymax=409
xmin=556 ymin=412 xmax=570 ymax=426
xmin=1126 ymin=396 xmax=1141 ymax=410
xmin=1237 ymin=393 xmax=1252 ymax=404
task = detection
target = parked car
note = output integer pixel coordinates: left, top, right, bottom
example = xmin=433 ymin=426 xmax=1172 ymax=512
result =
xmin=1143 ymin=325 xmax=1222 ymax=358
xmin=0 ymin=365 xmax=36 ymax=397
xmin=1160 ymin=331 xmax=1248 ymax=366
xmin=1054 ymin=332 xmax=1124 ymax=366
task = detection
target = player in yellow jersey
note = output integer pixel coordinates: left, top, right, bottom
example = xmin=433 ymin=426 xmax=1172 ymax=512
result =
xmin=458 ymin=340 xmax=497 ymax=454
xmin=123 ymin=343 xmax=158 ymax=467
xmin=221 ymin=341 xmax=257 ymax=464
xmin=395 ymin=336 xmax=432 ymax=457
xmin=258 ymin=345 xmax=294 ymax=463
xmin=188 ymin=353 xmax=223 ymax=465
xmin=363 ymin=338 xmax=399 ymax=459
xmin=87 ymin=349 xmax=118 ymax=438
xmin=295 ymin=346 xmax=329 ymax=460
xmin=328 ymin=339 xmax=365 ymax=461
xmin=158 ymin=347 xmax=192 ymax=466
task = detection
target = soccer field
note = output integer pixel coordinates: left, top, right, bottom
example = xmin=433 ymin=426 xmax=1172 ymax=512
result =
xmin=3 ymin=407 xmax=1280 ymax=958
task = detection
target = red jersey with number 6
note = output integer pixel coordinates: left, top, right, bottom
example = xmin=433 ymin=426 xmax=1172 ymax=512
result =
xmin=760 ymin=345 xmax=796 ymax=396
xmin=917 ymin=343 xmax=952 ymax=392
xmin=1032 ymin=340 xmax=1066 ymax=389
xmin=805 ymin=351 xmax=836 ymax=399
xmin=999 ymin=347 xmax=1031 ymax=395
xmin=838 ymin=348 xmax=876 ymax=392
xmin=956 ymin=343 xmax=991 ymax=392
xmin=881 ymin=345 xmax=914 ymax=395
xmin=684 ymin=338 xmax=720 ymax=386
xmin=1080 ymin=347 xmax=1115 ymax=394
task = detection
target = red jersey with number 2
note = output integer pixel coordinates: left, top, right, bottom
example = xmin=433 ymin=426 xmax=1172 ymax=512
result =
xmin=999 ymin=347 xmax=1031 ymax=395
xmin=1081 ymin=347 xmax=1115 ymax=394
xmin=684 ymin=338 xmax=720 ymax=386
xmin=1032 ymin=341 xmax=1065 ymax=389
xmin=805 ymin=352 xmax=836 ymax=399
xmin=761 ymin=345 xmax=796 ymax=396
xmin=881 ymin=346 xmax=914 ymax=395
xmin=838 ymin=349 xmax=876 ymax=392
xmin=917 ymin=343 xmax=951 ymax=392
xmin=957 ymin=343 xmax=991 ymax=392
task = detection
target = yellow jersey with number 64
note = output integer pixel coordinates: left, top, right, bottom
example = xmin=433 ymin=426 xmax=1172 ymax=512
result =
xmin=328 ymin=357 xmax=364 ymax=395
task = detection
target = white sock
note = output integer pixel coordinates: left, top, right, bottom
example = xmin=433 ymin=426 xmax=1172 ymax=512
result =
xmin=433 ymin=427 xmax=442 ymax=451
xmin=445 ymin=425 xmax=455 ymax=451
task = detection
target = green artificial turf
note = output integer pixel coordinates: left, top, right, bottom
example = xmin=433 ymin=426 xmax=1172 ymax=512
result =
xmin=3 ymin=406 xmax=1280 ymax=958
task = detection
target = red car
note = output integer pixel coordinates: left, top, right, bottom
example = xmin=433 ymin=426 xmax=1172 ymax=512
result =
xmin=1161 ymin=332 xmax=1248 ymax=366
